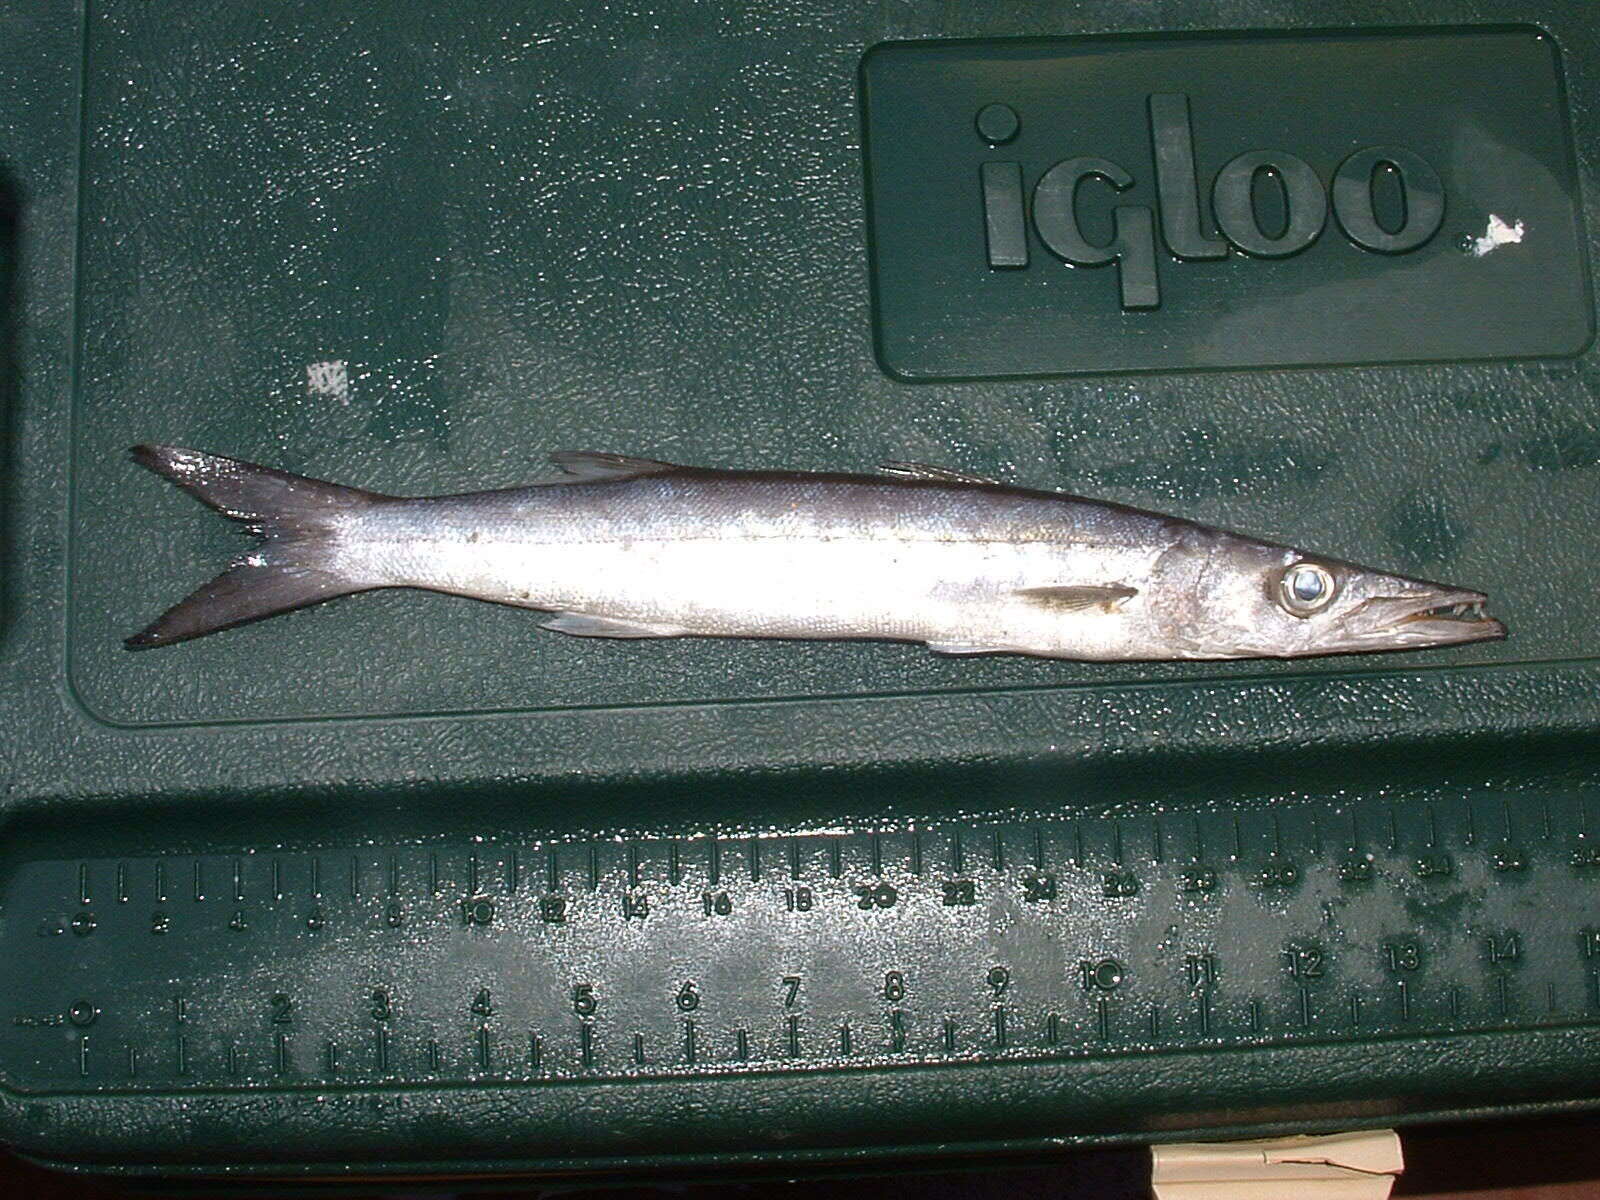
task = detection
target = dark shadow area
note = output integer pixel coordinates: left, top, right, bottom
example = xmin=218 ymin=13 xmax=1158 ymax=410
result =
xmin=3 ymin=1112 xmax=1600 ymax=1195
xmin=0 ymin=160 xmax=22 ymax=646
xmin=0 ymin=1144 xmax=1150 ymax=1198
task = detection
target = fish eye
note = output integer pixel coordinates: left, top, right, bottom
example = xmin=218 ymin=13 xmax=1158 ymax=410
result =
xmin=1278 ymin=562 xmax=1336 ymax=617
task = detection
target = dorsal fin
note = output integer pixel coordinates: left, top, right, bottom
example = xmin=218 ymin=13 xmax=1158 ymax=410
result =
xmin=1017 ymin=584 xmax=1138 ymax=612
xmin=549 ymin=451 xmax=678 ymax=482
xmin=878 ymin=461 xmax=1000 ymax=486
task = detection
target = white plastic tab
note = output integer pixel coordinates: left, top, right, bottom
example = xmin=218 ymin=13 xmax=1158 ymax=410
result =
xmin=1150 ymin=1130 xmax=1403 ymax=1200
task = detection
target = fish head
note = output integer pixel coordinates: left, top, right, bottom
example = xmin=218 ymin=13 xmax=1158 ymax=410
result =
xmin=1150 ymin=526 xmax=1506 ymax=659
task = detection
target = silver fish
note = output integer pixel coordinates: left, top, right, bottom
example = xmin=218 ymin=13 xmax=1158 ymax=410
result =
xmin=126 ymin=445 xmax=1505 ymax=659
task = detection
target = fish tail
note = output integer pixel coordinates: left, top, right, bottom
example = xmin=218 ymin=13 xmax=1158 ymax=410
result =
xmin=125 ymin=444 xmax=390 ymax=649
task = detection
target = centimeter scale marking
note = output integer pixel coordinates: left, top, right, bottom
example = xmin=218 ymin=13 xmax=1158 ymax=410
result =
xmin=4 ymin=792 xmax=1600 ymax=1094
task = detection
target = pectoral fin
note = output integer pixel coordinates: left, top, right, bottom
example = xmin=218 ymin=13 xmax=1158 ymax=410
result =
xmin=878 ymin=461 xmax=1000 ymax=486
xmin=1017 ymin=584 xmax=1137 ymax=612
xmin=541 ymin=612 xmax=687 ymax=639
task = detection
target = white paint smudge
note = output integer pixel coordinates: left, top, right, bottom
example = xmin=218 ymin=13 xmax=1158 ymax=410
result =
xmin=306 ymin=360 xmax=350 ymax=404
xmin=1471 ymin=214 xmax=1525 ymax=257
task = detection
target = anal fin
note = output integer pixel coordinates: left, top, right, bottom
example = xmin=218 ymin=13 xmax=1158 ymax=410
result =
xmin=541 ymin=611 xmax=687 ymax=639
xmin=927 ymin=641 xmax=1009 ymax=656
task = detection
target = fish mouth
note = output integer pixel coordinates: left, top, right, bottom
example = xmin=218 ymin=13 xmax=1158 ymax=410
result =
xmin=1345 ymin=588 xmax=1506 ymax=649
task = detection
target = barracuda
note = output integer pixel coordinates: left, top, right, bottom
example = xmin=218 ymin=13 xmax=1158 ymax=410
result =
xmin=126 ymin=446 xmax=1505 ymax=660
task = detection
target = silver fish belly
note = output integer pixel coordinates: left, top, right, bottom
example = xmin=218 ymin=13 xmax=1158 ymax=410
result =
xmin=127 ymin=446 xmax=1505 ymax=660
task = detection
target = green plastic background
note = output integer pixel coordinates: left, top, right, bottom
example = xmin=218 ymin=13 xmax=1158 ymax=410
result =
xmin=3 ymin=0 xmax=1600 ymax=1180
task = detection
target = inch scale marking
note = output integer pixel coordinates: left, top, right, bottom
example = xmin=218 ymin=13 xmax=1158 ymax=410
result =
xmin=3 ymin=792 xmax=1600 ymax=1093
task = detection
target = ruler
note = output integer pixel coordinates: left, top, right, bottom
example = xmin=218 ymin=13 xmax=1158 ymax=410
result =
xmin=3 ymin=792 xmax=1599 ymax=1095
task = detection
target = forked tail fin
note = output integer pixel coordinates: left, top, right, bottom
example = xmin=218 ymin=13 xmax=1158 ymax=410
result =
xmin=126 ymin=445 xmax=391 ymax=649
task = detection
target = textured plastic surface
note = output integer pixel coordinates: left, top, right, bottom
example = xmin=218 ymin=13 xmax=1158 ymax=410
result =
xmin=862 ymin=29 xmax=1592 ymax=377
xmin=4 ymin=0 xmax=1600 ymax=1181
